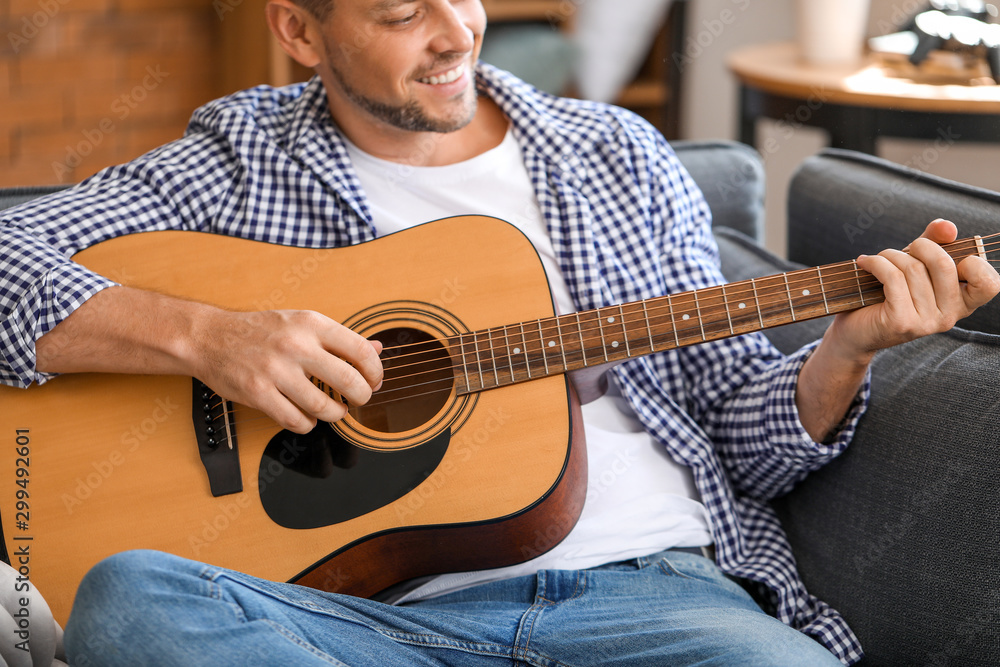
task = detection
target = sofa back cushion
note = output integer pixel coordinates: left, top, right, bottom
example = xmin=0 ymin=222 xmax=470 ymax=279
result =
xmin=787 ymin=148 xmax=1000 ymax=335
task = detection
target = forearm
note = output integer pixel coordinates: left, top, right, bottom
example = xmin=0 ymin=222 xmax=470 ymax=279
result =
xmin=35 ymin=286 xmax=208 ymax=378
xmin=35 ymin=284 xmax=383 ymax=434
xmin=795 ymin=318 xmax=874 ymax=443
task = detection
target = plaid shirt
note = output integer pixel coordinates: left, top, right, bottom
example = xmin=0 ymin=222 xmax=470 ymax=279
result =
xmin=0 ymin=63 xmax=868 ymax=664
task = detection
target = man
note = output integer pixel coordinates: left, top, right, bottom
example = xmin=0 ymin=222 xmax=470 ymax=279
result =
xmin=1 ymin=0 xmax=997 ymax=664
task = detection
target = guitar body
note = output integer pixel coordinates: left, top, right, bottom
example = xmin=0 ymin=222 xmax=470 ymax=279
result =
xmin=0 ymin=216 xmax=586 ymax=626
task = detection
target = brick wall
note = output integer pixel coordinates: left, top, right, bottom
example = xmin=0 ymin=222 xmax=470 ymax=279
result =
xmin=1 ymin=0 xmax=222 ymax=186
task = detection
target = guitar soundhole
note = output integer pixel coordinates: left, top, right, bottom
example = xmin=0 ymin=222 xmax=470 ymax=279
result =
xmin=349 ymin=327 xmax=453 ymax=434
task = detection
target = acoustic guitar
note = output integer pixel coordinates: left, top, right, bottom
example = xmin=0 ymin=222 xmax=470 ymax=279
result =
xmin=0 ymin=216 xmax=991 ymax=625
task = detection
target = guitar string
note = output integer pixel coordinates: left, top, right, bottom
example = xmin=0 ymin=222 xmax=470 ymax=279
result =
xmin=202 ymin=238 xmax=1000 ymax=433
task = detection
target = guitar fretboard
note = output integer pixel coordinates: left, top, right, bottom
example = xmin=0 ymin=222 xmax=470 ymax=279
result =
xmin=448 ymin=236 xmax=985 ymax=394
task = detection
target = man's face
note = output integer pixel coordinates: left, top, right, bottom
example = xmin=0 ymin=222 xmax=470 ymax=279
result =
xmin=317 ymin=0 xmax=486 ymax=135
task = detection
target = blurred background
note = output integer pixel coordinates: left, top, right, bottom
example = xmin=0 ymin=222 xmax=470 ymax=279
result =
xmin=2 ymin=0 xmax=999 ymax=253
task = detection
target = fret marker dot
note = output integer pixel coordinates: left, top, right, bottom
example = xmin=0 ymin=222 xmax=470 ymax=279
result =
xmin=607 ymin=316 xmax=615 ymax=323
xmin=548 ymin=341 xmax=556 ymax=347
xmin=802 ymin=289 xmax=811 ymax=296
xmin=513 ymin=347 xmax=521 ymax=354
xmin=611 ymin=341 xmax=619 ymax=348
xmin=738 ymin=302 xmax=746 ymax=309
xmin=682 ymin=314 xmax=690 ymax=320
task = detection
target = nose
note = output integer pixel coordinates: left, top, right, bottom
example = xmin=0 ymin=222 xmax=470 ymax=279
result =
xmin=427 ymin=0 xmax=477 ymax=55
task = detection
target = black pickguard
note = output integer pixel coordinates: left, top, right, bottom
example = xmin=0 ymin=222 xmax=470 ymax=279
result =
xmin=258 ymin=423 xmax=450 ymax=530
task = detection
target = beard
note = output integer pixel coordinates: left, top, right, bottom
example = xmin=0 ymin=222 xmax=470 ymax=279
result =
xmin=324 ymin=42 xmax=478 ymax=134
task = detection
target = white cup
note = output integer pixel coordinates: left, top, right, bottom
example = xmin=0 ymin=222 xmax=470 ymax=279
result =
xmin=796 ymin=0 xmax=871 ymax=66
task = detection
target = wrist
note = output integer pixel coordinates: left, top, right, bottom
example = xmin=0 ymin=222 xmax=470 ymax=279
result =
xmin=820 ymin=317 xmax=878 ymax=371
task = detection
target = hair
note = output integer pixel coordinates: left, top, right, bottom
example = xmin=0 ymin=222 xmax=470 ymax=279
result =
xmin=293 ymin=0 xmax=332 ymax=21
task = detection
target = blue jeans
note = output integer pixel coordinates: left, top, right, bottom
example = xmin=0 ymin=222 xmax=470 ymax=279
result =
xmin=64 ymin=548 xmax=841 ymax=666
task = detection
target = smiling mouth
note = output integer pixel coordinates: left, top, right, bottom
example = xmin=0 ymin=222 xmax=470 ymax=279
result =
xmin=417 ymin=63 xmax=466 ymax=85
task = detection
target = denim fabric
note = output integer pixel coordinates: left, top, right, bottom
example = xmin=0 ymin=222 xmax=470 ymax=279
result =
xmin=65 ymin=549 xmax=840 ymax=666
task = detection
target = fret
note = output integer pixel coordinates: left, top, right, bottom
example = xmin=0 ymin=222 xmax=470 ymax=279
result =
xmin=471 ymin=331 xmax=486 ymax=391
xmin=853 ymin=261 xmax=867 ymax=306
xmin=726 ymin=279 xmax=758 ymax=333
xmin=698 ymin=285 xmax=731 ymax=340
xmin=618 ymin=302 xmax=649 ymax=356
xmin=487 ymin=326 xmax=504 ymax=387
xmin=554 ymin=316 xmax=569 ymax=372
xmin=782 ymin=273 xmax=797 ymax=322
xmin=720 ymin=283 xmax=735 ymax=335
xmin=597 ymin=308 xmax=628 ymax=359
xmin=457 ymin=333 xmax=473 ymax=392
xmin=691 ymin=290 xmax=707 ymax=341
xmin=789 ymin=269 xmax=825 ymax=320
xmin=535 ymin=320 xmax=550 ymax=375
xmin=595 ymin=309 xmax=610 ymax=362
xmin=750 ymin=277 xmax=765 ymax=329
xmin=575 ymin=312 xmax=588 ymax=367
xmin=671 ymin=292 xmax=702 ymax=345
xmin=499 ymin=325 xmax=512 ymax=382
xmin=516 ymin=323 xmax=531 ymax=379
xmin=667 ymin=294 xmax=681 ymax=347
xmin=815 ymin=266 xmax=830 ymax=314
xmin=618 ymin=305 xmax=631 ymax=356
xmin=641 ymin=299 xmax=656 ymax=351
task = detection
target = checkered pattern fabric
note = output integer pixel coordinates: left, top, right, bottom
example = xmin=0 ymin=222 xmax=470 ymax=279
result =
xmin=0 ymin=63 xmax=867 ymax=664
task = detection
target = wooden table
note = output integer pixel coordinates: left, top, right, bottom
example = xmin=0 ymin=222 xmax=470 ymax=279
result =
xmin=728 ymin=42 xmax=1000 ymax=154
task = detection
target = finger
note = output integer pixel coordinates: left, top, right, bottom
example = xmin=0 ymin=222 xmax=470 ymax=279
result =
xmin=957 ymin=254 xmax=1000 ymax=312
xmin=317 ymin=322 xmax=384 ymax=390
xmin=369 ymin=339 xmax=384 ymax=392
xmin=904 ymin=237 xmax=963 ymax=316
xmin=915 ymin=218 xmax=958 ymax=245
xmin=860 ymin=249 xmax=930 ymax=316
xmin=275 ymin=372 xmax=349 ymax=430
xmin=255 ymin=383 xmax=324 ymax=434
xmin=307 ymin=351 xmax=377 ymax=409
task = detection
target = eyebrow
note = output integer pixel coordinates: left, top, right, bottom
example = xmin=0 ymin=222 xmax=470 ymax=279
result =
xmin=371 ymin=0 xmax=418 ymax=12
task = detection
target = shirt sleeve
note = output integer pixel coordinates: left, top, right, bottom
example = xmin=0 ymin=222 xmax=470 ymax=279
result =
xmin=0 ymin=131 xmax=235 ymax=388
xmin=648 ymin=136 xmax=871 ymax=500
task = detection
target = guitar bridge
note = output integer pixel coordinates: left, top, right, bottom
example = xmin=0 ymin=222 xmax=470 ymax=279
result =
xmin=192 ymin=379 xmax=243 ymax=497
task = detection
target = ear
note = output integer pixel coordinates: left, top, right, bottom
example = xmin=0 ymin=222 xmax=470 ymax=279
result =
xmin=266 ymin=0 xmax=323 ymax=69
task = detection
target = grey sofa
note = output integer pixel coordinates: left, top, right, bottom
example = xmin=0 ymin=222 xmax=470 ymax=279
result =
xmin=3 ymin=142 xmax=997 ymax=665
xmin=676 ymin=142 xmax=999 ymax=666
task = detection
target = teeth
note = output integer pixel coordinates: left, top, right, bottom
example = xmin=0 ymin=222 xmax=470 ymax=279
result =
xmin=420 ymin=64 xmax=463 ymax=85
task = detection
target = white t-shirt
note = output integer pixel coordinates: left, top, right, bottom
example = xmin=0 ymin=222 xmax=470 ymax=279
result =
xmin=343 ymin=130 xmax=713 ymax=602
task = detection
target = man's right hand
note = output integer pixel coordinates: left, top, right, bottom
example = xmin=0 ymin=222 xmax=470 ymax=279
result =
xmin=190 ymin=308 xmax=383 ymax=434
xmin=36 ymin=285 xmax=384 ymax=434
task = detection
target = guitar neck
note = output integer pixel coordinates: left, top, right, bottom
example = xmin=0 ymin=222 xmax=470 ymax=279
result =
xmin=450 ymin=236 xmax=987 ymax=394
